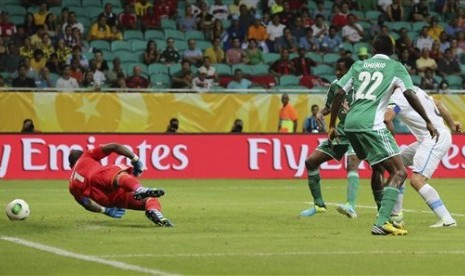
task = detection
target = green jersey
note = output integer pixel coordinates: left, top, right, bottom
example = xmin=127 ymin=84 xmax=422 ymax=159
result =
xmin=337 ymin=54 xmax=414 ymax=132
xmin=325 ymin=79 xmax=353 ymax=127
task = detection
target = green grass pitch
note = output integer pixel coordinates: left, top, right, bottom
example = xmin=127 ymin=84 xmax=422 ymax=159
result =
xmin=1 ymin=179 xmax=465 ymax=275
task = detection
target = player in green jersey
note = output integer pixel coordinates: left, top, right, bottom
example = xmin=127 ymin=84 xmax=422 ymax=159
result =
xmin=300 ymin=57 xmax=363 ymax=219
xmin=328 ymin=34 xmax=439 ymax=236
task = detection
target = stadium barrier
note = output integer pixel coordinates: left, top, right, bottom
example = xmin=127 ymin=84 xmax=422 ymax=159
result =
xmin=1 ymin=91 xmax=465 ymax=133
xmin=1 ymin=134 xmax=465 ymax=180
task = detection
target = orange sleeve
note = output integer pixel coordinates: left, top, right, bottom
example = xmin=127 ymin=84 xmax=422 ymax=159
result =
xmin=290 ymin=105 xmax=298 ymax=121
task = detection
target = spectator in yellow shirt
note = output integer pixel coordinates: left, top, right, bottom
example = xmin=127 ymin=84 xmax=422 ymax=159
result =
xmin=134 ymin=0 xmax=153 ymax=16
xmin=203 ymin=37 xmax=225 ymax=63
xmin=34 ymin=2 xmax=49 ymax=26
xmin=427 ymin=17 xmax=443 ymax=42
xmin=88 ymin=15 xmax=112 ymax=41
xmin=30 ymin=49 xmax=47 ymax=72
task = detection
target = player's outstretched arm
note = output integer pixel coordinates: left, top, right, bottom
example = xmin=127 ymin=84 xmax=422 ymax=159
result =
xmin=433 ymin=99 xmax=462 ymax=133
xmin=403 ymin=89 xmax=439 ymax=140
xmin=101 ymin=143 xmax=144 ymax=176
xmin=79 ymin=197 xmax=125 ymax=218
xmin=384 ymin=109 xmax=396 ymax=135
xmin=101 ymin=143 xmax=137 ymax=160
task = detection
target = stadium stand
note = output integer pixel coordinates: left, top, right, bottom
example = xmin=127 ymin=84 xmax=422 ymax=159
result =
xmin=0 ymin=0 xmax=463 ymax=92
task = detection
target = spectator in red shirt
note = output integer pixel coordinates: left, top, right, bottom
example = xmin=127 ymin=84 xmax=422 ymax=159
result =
xmin=0 ymin=12 xmax=17 ymax=40
xmin=332 ymin=2 xmax=350 ymax=30
xmin=126 ymin=65 xmax=150 ymax=89
xmin=119 ymin=3 xmax=138 ymax=30
xmin=141 ymin=7 xmax=159 ymax=30
xmin=270 ymin=48 xmax=295 ymax=77
xmin=292 ymin=47 xmax=317 ymax=76
xmin=279 ymin=1 xmax=294 ymax=26
xmin=154 ymin=0 xmax=174 ymax=22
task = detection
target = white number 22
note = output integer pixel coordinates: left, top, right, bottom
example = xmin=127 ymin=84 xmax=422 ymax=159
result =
xmin=355 ymin=71 xmax=383 ymax=101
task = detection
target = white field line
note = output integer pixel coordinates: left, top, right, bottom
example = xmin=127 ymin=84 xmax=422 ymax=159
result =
xmin=0 ymin=236 xmax=178 ymax=276
xmin=100 ymin=250 xmax=465 ymax=258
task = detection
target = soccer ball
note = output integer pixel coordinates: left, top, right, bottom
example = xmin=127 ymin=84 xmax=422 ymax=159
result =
xmin=5 ymin=199 xmax=30 ymax=221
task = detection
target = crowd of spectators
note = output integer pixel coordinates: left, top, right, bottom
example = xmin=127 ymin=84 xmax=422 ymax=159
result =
xmin=0 ymin=0 xmax=464 ymax=92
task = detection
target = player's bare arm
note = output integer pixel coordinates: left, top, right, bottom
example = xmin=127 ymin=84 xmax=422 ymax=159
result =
xmin=80 ymin=197 xmax=126 ymax=218
xmin=328 ymin=87 xmax=345 ymax=141
xmin=383 ymin=108 xmax=396 ymax=135
xmin=101 ymin=143 xmax=144 ymax=176
xmin=433 ymin=98 xmax=462 ymax=133
xmin=403 ymin=89 xmax=439 ymax=140
xmin=80 ymin=197 xmax=106 ymax=213
xmin=101 ymin=143 xmax=138 ymax=160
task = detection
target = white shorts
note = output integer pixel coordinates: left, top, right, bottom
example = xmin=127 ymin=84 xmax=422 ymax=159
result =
xmin=401 ymin=129 xmax=452 ymax=179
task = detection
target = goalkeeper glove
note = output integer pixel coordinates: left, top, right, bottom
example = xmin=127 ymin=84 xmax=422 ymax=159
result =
xmin=103 ymin=207 xmax=126 ymax=218
xmin=131 ymin=155 xmax=143 ymax=177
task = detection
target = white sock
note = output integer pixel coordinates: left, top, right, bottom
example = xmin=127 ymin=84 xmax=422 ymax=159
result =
xmin=418 ymin=184 xmax=454 ymax=222
xmin=392 ymin=181 xmax=405 ymax=215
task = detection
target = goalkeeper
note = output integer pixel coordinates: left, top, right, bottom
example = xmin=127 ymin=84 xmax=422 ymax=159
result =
xmin=68 ymin=143 xmax=173 ymax=227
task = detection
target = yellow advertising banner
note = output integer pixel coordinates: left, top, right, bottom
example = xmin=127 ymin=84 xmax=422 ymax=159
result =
xmin=1 ymin=92 xmax=464 ymax=133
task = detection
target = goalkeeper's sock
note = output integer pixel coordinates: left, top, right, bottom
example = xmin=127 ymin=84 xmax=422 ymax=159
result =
xmin=372 ymin=189 xmax=384 ymax=210
xmin=118 ymin=173 xmax=142 ymax=192
xmin=346 ymin=171 xmax=359 ymax=208
xmin=146 ymin=198 xmax=161 ymax=212
xmin=419 ymin=184 xmax=454 ymax=221
xmin=308 ymin=169 xmax=325 ymax=207
xmin=375 ymin=187 xmax=399 ymax=226
xmin=392 ymin=181 xmax=406 ymax=215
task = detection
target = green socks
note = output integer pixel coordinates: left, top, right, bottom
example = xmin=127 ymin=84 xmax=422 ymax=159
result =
xmin=347 ymin=171 xmax=359 ymax=208
xmin=375 ymin=187 xmax=400 ymax=226
xmin=308 ymin=169 xmax=325 ymax=207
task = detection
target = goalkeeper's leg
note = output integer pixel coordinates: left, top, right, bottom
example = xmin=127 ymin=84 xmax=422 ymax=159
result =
xmin=115 ymin=191 xmax=173 ymax=227
xmin=116 ymin=173 xmax=165 ymax=200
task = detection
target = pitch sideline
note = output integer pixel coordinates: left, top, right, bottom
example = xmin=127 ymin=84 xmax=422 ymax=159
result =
xmin=0 ymin=236 xmax=178 ymax=276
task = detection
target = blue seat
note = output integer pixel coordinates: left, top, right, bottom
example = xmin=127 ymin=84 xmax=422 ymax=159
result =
xmin=263 ymin=53 xmax=280 ymax=64
xmin=251 ymin=64 xmax=270 ymax=75
xmin=124 ymin=30 xmax=144 ymax=40
xmin=113 ymin=50 xmax=139 ymax=63
xmin=365 ymin=10 xmax=382 ymax=21
xmin=391 ymin=21 xmax=412 ymax=32
xmin=82 ymin=0 xmax=103 ymax=8
xmin=124 ymin=63 xmax=148 ymax=75
xmin=164 ymin=29 xmax=185 ymax=41
xmin=305 ymin=52 xmax=323 ymax=63
xmin=185 ymin=30 xmax=205 ymax=41
xmin=150 ymin=73 xmax=171 ymax=88
xmin=232 ymin=64 xmax=253 ymax=75
xmin=322 ymin=53 xmax=340 ymax=65
xmin=168 ymin=64 xmax=182 ymax=76
xmin=145 ymin=30 xmax=164 ymax=41
xmin=111 ymin=40 xmax=131 ymax=51
xmin=90 ymin=40 xmax=111 ymax=51
xmin=131 ymin=40 xmax=147 ymax=51
xmin=312 ymin=64 xmax=334 ymax=75
xmin=445 ymin=75 xmax=463 ymax=89
xmin=148 ymin=63 xmax=169 ymax=75
xmin=161 ymin=19 xmax=177 ymax=29
xmin=279 ymin=75 xmax=300 ymax=86
xmin=3 ymin=5 xmax=27 ymax=16
xmin=215 ymin=63 xmax=232 ymax=75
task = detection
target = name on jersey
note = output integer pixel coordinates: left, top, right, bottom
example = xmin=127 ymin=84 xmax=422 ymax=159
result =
xmin=363 ymin=62 xmax=386 ymax=69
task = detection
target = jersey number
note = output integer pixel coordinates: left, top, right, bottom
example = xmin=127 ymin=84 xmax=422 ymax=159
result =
xmin=355 ymin=71 xmax=383 ymax=101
